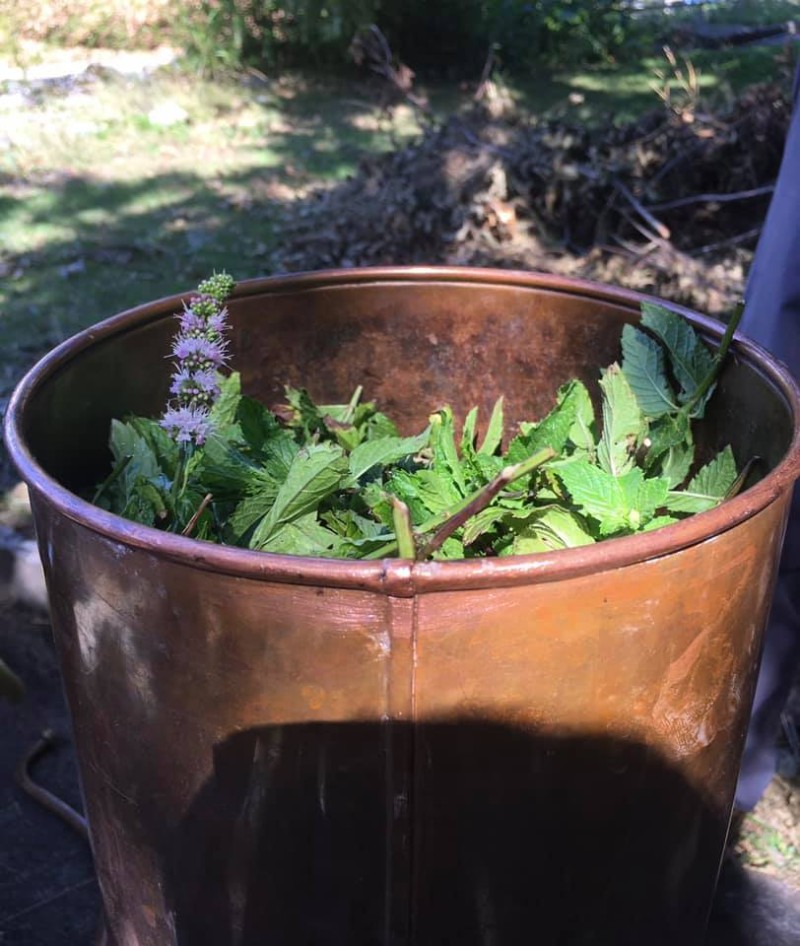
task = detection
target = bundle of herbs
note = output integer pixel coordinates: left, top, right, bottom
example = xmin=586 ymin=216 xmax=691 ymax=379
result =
xmin=92 ymin=274 xmax=746 ymax=561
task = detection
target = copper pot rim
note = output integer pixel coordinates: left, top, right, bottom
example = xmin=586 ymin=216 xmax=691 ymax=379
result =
xmin=6 ymin=266 xmax=800 ymax=596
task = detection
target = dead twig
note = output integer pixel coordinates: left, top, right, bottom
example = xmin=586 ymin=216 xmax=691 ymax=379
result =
xmin=474 ymin=43 xmax=498 ymax=101
xmin=182 ymin=492 xmax=213 ymax=537
xmin=646 ymin=184 xmax=774 ymax=213
xmin=613 ymin=178 xmax=671 ymax=240
xmin=349 ymin=25 xmax=429 ymax=114
xmin=690 ymin=227 xmax=762 ymax=257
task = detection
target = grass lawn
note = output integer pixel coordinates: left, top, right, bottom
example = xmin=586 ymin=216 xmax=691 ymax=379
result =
xmin=0 ymin=66 xmax=429 ymax=386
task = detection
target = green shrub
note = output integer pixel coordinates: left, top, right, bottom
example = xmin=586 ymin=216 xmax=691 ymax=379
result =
xmin=377 ymin=0 xmax=635 ymax=78
xmin=181 ymin=0 xmax=378 ymax=74
xmin=179 ymin=0 xmax=640 ymax=78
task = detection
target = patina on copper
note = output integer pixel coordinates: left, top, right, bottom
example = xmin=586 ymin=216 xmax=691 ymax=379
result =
xmin=5 ymin=268 xmax=800 ymax=946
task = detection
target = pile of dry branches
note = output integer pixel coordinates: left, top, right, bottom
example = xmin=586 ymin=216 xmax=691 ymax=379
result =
xmin=272 ymin=81 xmax=791 ymax=315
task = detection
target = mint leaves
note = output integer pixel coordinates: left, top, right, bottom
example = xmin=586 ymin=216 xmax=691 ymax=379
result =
xmin=93 ymin=283 xmax=746 ymax=561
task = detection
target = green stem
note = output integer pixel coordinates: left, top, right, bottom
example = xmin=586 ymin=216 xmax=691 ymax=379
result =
xmin=171 ymin=443 xmax=194 ymax=507
xmin=91 ymin=454 xmax=132 ymax=506
xmin=725 ymin=455 xmax=760 ymax=500
xmin=341 ymin=385 xmax=364 ymax=425
xmin=679 ymin=301 xmax=744 ymax=420
xmin=417 ymin=447 xmax=555 ymax=560
xmin=391 ymin=497 xmax=416 ymax=559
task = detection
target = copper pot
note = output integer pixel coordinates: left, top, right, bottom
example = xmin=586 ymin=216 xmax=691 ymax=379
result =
xmin=6 ymin=268 xmax=800 ymax=945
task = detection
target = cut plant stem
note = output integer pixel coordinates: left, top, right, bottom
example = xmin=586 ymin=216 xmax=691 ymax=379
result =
xmin=417 ymin=447 xmax=555 ymax=560
xmin=391 ymin=497 xmax=416 ymax=559
xmin=342 ymin=385 xmax=364 ymax=425
xmin=725 ymin=456 xmax=760 ymax=500
xmin=680 ymin=301 xmax=744 ymax=419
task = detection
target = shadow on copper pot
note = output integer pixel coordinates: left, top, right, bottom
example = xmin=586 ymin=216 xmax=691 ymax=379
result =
xmin=155 ymin=721 xmax=724 ymax=946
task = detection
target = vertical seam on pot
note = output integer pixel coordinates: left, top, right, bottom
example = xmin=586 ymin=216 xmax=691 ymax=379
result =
xmin=384 ymin=590 xmax=417 ymax=944
xmin=408 ymin=590 xmax=419 ymax=946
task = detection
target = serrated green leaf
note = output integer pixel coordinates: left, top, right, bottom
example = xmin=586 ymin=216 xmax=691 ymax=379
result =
xmin=228 ymin=490 xmax=279 ymax=542
xmin=120 ymin=479 xmax=167 ymax=527
xmin=664 ymin=445 xmax=737 ymax=514
xmin=621 ymin=324 xmax=678 ymax=418
xmin=258 ymin=512 xmax=343 ymax=556
xmin=655 ymin=442 xmax=695 ymax=489
xmin=642 ymin=515 xmax=680 ymax=532
xmin=558 ymin=460 xmax=668 ymax=535
xmin=250 ymin=443 xmax=348 ymax=548
xmin=430 ymin=408 xmax=467 ymax=496
xmin=432 ymin=535 xmax=465 ymax=560
xmin=110 ymin=419 xmax=160 ymax=478
xmin=640 ymin=302 xmax=715 ymax=416
xmin=283 ymin=386 xmax=326 ymax=440
xmin=128 ymin=416 xmax=180 ymax=470
xmin=690 ymin=444 xmax=737 ymax=497
xmin=461 ymin=406 xmax=479 ymax=458
xmin=477 ymin=397 xmax=504 ymax=455
xmin=237 ymin=396 xmax=284 ymax=455
xmin=646 ymin=412 xmax=692 ymax=459
xmin=473 ymin=452 xmax=505 ymax=483
xmin=462 ymin=505 xmax=509 ymax=546
xmin=323 ymin=508 xmax=386 ymax=540
xmin=262 ymin=434 xmax=300 ymax=483
xmin=198 ymin=435 xmax=277 ymax=501
xmin=510 ymin=505 xmax=595 ymax=554
xmin=338 ymin=533 xmax=398 ymax=559
xmin=359 ymin=481 xmax=394 ymax=529
xmin=346 ymin=429 xmax=430 ymax=486
xmin=210 ymin=371 xmax=242 ymax=430
xmin=557 ymin=459 xmax=628 ymax=533
xmin=619 ymin=468 xmax=670 ymax=524
xmin=597 ymin=364 xmax=645 ymax=477
xmin=567 ymin=380 xmax=596 ymax=454
xmin=363 ymin=410 xmax=399 ymax=440
xmin=387 ymin=468 xmax=462 ymax=521
xmin=507 ymin=381 xmax=588 ymax=464
xmin=106 ymin=419 xmax=173 ymax=524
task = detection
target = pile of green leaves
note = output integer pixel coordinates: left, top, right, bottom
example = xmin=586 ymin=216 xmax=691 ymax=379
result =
xmin=93 ymin=300 xmax=744 ymax=561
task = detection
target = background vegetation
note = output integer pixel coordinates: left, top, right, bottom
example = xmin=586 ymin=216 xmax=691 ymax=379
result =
xmin=3 ymin=0 xmax=798 ymax=74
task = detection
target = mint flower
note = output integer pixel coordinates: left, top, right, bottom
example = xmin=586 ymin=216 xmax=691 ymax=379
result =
xmin=160 ymin=272 xmax=234 ymax=446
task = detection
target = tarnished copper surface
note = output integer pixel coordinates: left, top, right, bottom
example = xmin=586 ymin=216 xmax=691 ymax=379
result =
xmin=5 ymin=267 xmax=800 ymax=945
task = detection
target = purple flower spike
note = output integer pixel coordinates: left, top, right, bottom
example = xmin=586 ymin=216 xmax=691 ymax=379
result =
xmin=178 ymin=306 xmax=206 ymax=334
xmin=161 ymin=272 xmax=234 ymax=446
xmin=161 ymin=405 xmax=213 ymax=445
